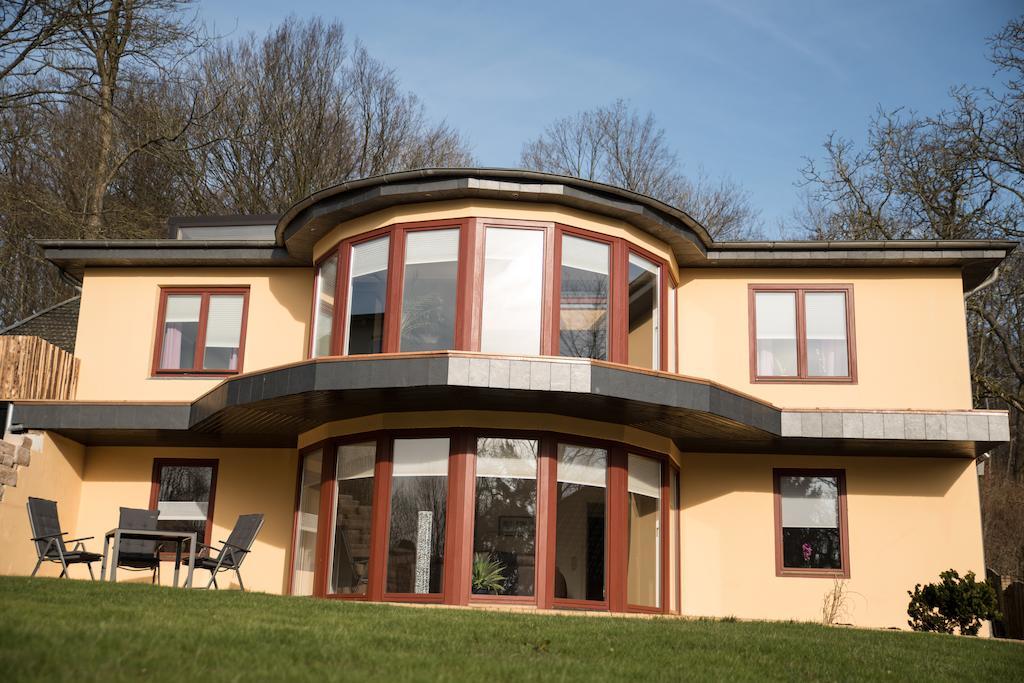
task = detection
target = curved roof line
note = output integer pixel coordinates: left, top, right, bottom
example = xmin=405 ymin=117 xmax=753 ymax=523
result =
xmin=275 ymin=167 xmax=714 ymax=262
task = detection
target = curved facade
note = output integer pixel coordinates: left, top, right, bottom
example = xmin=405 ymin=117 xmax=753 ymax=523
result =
xmin=3 ymin=169 xmax=1015 ymax=628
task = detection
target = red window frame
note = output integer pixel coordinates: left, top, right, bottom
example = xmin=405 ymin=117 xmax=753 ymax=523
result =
xmin=148 ymin=458 xmax=219 ymax=557
xmin=152 ymin=286 xmax=250 ymax=376
xmin=308 ymin=218 xmax=674 ymax=371
xmin=288 ymin=427 xmax=673 ymax=614
xmin=748 ymin=284 xmax=857 ymax=384
xmin=773 ymin=468 xmax=850 ymax=579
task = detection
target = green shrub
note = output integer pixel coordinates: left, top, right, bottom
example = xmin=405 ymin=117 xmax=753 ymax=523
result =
xmin=907 ymin=569 xmax=1000 ymax=635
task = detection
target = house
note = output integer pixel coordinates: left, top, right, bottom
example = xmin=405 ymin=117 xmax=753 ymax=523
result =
xmin=0 ymin=168 xmax=1014 ymax=628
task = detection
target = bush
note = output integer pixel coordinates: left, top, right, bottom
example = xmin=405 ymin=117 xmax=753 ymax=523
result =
xmin=907 ymin=569 xmax=1001 ymax=635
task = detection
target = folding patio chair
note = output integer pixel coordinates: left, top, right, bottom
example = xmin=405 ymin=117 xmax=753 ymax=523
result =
xmin=114 ymin=507 xmax=162 ymax=584
xmin=184 ymin=513 xmax=264 ymax=591
xmin=26 ymin=497 xmax=101 ymax=579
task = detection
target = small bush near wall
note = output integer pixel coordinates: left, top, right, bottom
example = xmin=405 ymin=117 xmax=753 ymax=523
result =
xmin=907 ymin=569 xmax=1001 ymax=635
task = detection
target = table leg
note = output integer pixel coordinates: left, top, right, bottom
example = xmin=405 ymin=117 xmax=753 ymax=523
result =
xmin=110 ymin=531 xmax=121 ymax=583
xmin=172 ymin=539 xmax=181 ymax=588
xmin=100 ymin=535 xmax=110 ymax=582
xmin=186 ymin=532 xmax=196 ymax=588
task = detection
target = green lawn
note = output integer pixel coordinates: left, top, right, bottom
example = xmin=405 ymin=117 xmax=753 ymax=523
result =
xmin=0 ymin=577 xmax=1020 ymax=682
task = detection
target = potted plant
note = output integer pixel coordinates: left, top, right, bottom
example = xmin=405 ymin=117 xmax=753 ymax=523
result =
xmin=471 ymin=552 xmax=506 ymax=595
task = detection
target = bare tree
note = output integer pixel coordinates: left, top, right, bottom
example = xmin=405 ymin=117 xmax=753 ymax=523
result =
xmin=0 ymin=1 xmax=80 ymax=108
xmin=520 ymin=99 xmax=761 ymax=239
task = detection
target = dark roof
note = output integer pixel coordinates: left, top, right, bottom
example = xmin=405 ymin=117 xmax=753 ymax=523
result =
xmin=33 ymin=168 xmax=1018 ymax=289
xmin=0 ymin=296 xmax=81 ymax=353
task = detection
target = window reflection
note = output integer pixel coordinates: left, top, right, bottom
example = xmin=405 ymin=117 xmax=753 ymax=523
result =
xmin=627 ymin=453 xmax=661 ymax=608
xmin=292 ymin=451 xmax=321 ymax=596
xmin=559 ymin=235 xmax=609 ymax=360
xmin=331 ymin=442 xmax=376 ymax=595
xmin=481 ymin=228 xmax=544 ymax=355
xmin=555 ymin=444 xmax=606 ymax=602
xmin=627 ymin=254 xmax=660 ymax=369
xmin=400 ymin=229 xmax=459 ymax=352
xmin=312 ymin=255 xmax=337 ymax=358
xmin=346 ymin=237 xmax=389 ymax=355
xmin=472 ymin=438 xmax=538 ymax=597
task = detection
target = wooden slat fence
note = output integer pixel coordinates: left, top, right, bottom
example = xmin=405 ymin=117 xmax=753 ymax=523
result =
xmin=0 ymin=336 xmax=78 ymax=400
xmin=988 ymin=568 xmax=1024 ymax=640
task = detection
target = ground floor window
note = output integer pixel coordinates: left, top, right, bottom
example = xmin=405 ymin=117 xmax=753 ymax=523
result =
xmin=291 ymin=429 xmax=674 ymax=613
xmin=150 ymin=458 xmax=217 ymax=555
xmin=774 ymin=469 xmax=849 ymax=578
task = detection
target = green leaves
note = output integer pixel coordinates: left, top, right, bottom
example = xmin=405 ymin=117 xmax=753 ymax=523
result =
xmin=907 ymin=569 xmax=1001 ymax=635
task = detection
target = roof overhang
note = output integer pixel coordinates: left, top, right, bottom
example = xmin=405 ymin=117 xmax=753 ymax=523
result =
xmin=10 ymin=353 xmax=1008 ymax=457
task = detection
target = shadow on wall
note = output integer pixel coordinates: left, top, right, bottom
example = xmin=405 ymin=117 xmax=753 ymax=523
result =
xmin=681 ymin=453 xmax=967 ymax=509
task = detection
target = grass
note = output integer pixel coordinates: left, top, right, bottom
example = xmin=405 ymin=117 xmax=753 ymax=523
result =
xmin=0 ymin=577 xmax=1021 ymax=682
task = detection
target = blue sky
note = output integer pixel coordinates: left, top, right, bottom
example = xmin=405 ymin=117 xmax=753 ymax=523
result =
xmin=198 ymin=1 xmax=1021 ymax=234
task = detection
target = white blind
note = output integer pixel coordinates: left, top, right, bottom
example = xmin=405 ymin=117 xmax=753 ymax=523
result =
xmin=157 ymin=501 xmax=208 ymax=521
xmin=350 ymin=236 xmax=390 ymax=278
xmin=557 ymin=444 xmax=607 ymax=488
xmin=165 ymin=295 xmax=201 ymax=323
xmin=805 ymin=292 xmax=847 ymax=341
xmin=480 ymin=228 xmax=544 ymax=354
xmin=301 ymin=450 xmax=322 ymax=487
xmin=628 ymin=454 xmax=662 ymax=499
xmin=562 ymin=235 xmax=609 ymax=275
xmin=404 ymin=229 xmax=459 ymax=265
xmin=205 ymin=295 xmax=244 ymax=348
xmin=628 ymin=252 xmax=658 ymax=275
xmin=337 ymin=442 xmax=376 ymax=480
xmin=392 ymin=438 xmax=450 ymax=477
xmin=755 ymin=292 xmax=797 ymax=340
xmin=476 ymin=438 xmax=538 ymax=479
xmin=780 ymin=476 xmax=839 ymax=528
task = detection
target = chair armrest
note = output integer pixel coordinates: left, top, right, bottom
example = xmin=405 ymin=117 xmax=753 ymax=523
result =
xmin=31 ymin=532 xmax=68 ymax=542
xmin=220 ymin=541 xmax=251 ymax=555
xmin=66 ymin=536 xmax=94 ymax=544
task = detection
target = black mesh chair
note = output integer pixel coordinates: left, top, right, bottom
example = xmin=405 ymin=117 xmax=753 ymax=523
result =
xmin=26 ymin=497 xmax=102 ymax=579
xmin=115 ymin=507 xmax=162 ymax=584
xmin=183 ymin=513 xmax=264 ymax=591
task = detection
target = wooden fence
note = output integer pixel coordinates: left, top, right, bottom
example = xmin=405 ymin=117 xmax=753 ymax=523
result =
xmin=0 ymin=336 xmax=78 ymax=400
xmin=988 ymin=568 xmax=1024 ymax=640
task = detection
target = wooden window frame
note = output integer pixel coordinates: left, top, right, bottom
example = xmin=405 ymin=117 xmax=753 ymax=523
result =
xmin=148 ymin=458 xmax=219 ymax=557
xmin=288 ymin=427 xmax=673 ymax=614
xmin=308 ymin=218 xmax=675 ymax=372
xmin=748 ymin=284 xmax=857 ymax=384
xmin=773 ymin=468 xmax=850 ymax=579
xmin=152 ymin=286 xmax=250 ymax=377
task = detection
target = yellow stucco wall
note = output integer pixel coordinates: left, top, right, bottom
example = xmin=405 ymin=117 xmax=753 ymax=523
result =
xmin=72 ymin=446 xmax=298 ymax=593
xmin=680 ymin=452 xmax=985 ymax=629
xmin=678 ymin=268 xmax=973 ymax=410
xmin=74 ymin=267 xmax=312 ymax=401
xmin=0 ymin=433 xmax=85 ymax=578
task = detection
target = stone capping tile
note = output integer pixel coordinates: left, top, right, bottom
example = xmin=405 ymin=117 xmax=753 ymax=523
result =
xmin=966 ymin=414 xmax=990 ymax=441
xmin=863 ymin=413 xmax=884 ymax=439
xmin=487 ymin=359 xmax=511 ymax=389
xmin=882 ymin=413 xmax=906 ymax=439
xmin=945 ymin=414 xmax=968 ymax=441
xmin=800 ymin=412 xmax=823 ymax=438
xmin=528 ymin=361 xmax=552 ymax=391
xmin=780 ymin=412 xmax=802 ymax=437
xmin=924 ymin=414 xmax=947 ymax=440
xmin=569 ymin=363 xmax=591 ymax=392
xmin=549 ymin=363 xmax=571 ymax=391
xmin=904 ymin=413 xmax=926 ymax=440
xmin=842 ymin=413 xmax=864 ymax=438
xmin=509 ymin=360 xmax=531 ymax=390
xmin=989 ymin=413 xmax=1011 ymax=442
xmin=446 ymin=356 xmax=469 ymax=386
xmin=821 ymin=412 xmax=843 ymax=438
xmin=467 ymin=357 xmax=490 ymax=387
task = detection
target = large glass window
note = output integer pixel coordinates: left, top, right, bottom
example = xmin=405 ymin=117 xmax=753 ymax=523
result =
xmin=554 ymin=444 xmax=607 ymax=602
xmin=345 ymin=237 xmax=389 ymax=355
xmin=627 ymin=254 xmax=660 ymax=369
xmin=627 ymin=454 xmax=661 ymax=609
xmin=386 ymin=438 xmax=449 ymax=594
xmin=472 ymin=438 xmax=538 ymax=597
xmin=805 ymin=292 xmax=849 ymax=377
xmin=755 ymin=291 xmax=798 ymax=377
xmin=481 ymin=228 xmax=545 ymax=355
xmin=777 ymin=471 xmax=845 ymax=573
xmin=153 ymin=460 xmax=217 ymax=545
xmin=157 ymin=291 xmax=246 ymax=372
xmin=312 ymin=255 xmax=338 ymax=358
xmin=559 ymin=235 xmax=609 ymax=360
xmin=400 ymin=229 xmax=459 ymax=351
xmin=330 ymin=442 xmax=376 ymax=595
xmin=292 ymin=451 xmax=321 ymax=596
xmin=753 ymin=287 xmax=853 ymax=380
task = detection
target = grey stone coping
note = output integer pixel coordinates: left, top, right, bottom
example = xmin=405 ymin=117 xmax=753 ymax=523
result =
xmin=780 ymin=409 xmax=1009 ymax=442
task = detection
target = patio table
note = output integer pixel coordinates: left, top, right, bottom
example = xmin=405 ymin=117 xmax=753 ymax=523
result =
xmin=99 ymin=529 xmax=197 ymax=588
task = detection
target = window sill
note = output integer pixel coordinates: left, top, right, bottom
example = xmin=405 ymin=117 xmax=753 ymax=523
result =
xmin=777 ymin=568 xmax=850 ymax=579
xmin=753 ymin=376 xmax=856 ymax=385
xmin=150 ymin=372 xmax=240 ymax=379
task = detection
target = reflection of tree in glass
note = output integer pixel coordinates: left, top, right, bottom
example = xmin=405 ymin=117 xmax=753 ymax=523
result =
xmin=159 ymin=466 xmax=212 ymax=502
xmin=560 ymin=273 xmax=608 ymax=360
xmin=401 ymin=294 xmax=452 ymax=348
xmin=389 ymin=477 xmax=447 ymax=559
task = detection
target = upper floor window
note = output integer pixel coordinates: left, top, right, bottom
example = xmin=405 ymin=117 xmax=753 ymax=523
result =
xmin=310 ymin=219 xmax=670 ymax=370
xmin=154 ymin=287 xmax=249 ymax=375
xmin=750 ymin=285 xmax=855 ymax=382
